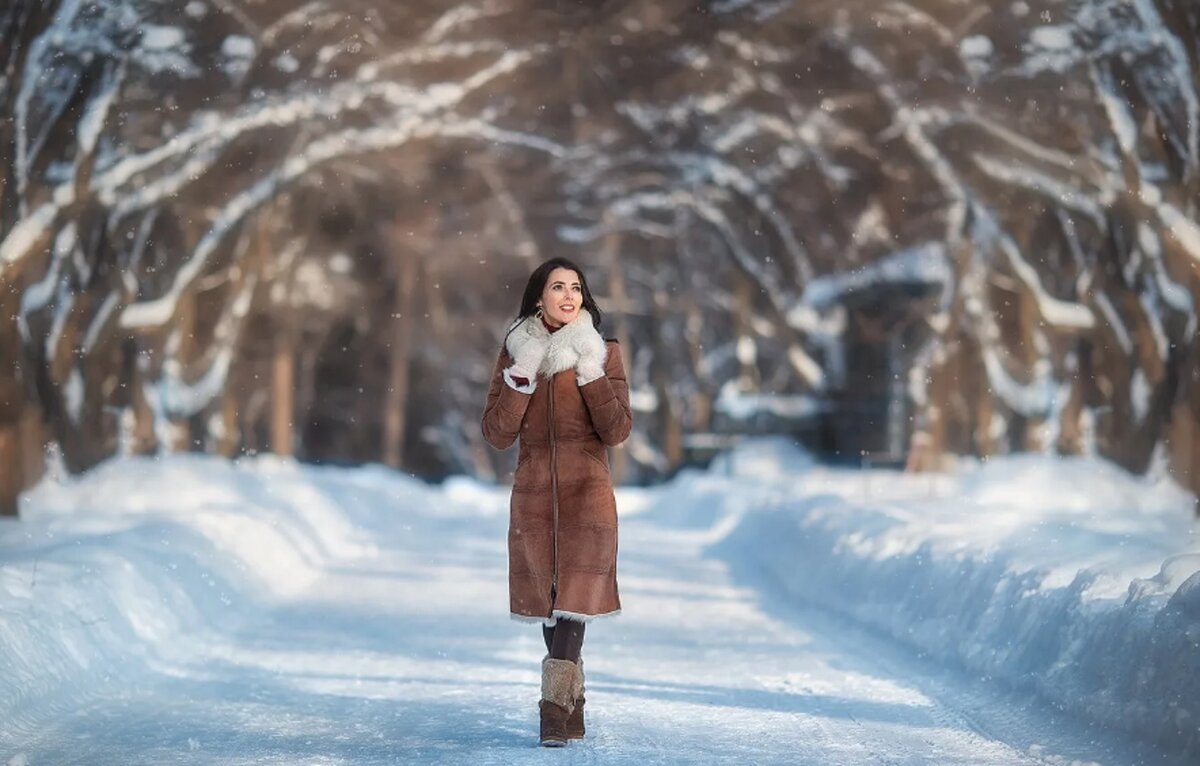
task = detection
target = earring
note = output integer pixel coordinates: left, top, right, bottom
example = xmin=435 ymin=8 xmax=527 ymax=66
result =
xmin=535 ymin=306 xmax=543 ymax=318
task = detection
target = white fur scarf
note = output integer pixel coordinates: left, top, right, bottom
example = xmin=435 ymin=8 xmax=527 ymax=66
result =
xmin=505 ymin=309 xmax=607 ymax=379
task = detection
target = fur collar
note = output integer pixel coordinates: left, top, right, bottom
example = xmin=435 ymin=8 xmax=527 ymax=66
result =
xmin=505 ymin=309 xmax=607 ymax=378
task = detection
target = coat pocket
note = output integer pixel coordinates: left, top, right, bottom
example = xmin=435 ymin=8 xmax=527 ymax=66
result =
xmin=513 ymin=446 xmax=551 ymax=490
xmin=515 ymin=450 xmax=532 ymax=471
xmin=581 ymin=445 xmax=609 ymax=473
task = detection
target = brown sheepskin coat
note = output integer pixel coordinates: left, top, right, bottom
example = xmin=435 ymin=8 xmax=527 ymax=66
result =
xmin=480 ymin=314 xmax=632 ymax=624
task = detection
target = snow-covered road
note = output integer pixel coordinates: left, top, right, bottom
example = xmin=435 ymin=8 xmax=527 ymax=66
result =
xmin=2 ymin=454 xmax=1185 ymax=765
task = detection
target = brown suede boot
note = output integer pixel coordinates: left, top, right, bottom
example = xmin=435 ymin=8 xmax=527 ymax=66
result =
xmin=539 ymin=657 xmax=578 ymax=747
xmin=566 ymin=658 xmax=585 ymax=739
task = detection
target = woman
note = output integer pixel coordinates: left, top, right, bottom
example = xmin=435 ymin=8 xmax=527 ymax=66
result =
xmin=480 ymin=257 xmax=632 ymax=747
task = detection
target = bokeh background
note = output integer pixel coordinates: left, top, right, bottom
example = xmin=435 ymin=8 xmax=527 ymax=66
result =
xmin=2 ymin=0 xmax=1199 ymax=514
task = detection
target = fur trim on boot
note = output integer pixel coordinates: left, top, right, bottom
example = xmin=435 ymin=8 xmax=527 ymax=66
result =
xmin=539 ymin=657 xmax=579 ymax=747
xmin=566 ymin=658 xmax=585 ymax=739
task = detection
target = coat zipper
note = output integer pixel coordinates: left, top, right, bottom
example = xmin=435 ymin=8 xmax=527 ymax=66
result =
xmin=549 ymin=376 xmax=560 ymax=606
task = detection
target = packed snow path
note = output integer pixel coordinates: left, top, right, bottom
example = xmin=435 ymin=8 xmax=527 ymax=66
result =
xmin=0 ymin=456 xmax=1186 ymax=765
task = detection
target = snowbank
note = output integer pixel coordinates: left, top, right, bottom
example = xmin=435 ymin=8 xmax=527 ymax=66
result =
xmin=2 ymin=441 xmax=1196 ymax=760
xmin=0 ymin=455 xmax=438 ymax=740
xmin=700 ymin=439 xmax=1200 ymax=758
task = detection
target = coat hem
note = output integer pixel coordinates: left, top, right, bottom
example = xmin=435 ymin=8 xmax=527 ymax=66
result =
xmin=510 ymin=612 xmax=558 ymax=626
xmin=551 ymin=608 xmax=621 ymax=624
xmin=510 ymin=609 xmax=621 ymax=626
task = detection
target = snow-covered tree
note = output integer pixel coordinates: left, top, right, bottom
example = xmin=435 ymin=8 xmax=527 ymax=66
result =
xmin=1 ymin=0 xmax=1198 ymax=513
xmin=548 ymin=0 xmax=1200 ymax=499
xmin=0 ymin=0 xmax=562 ymax=508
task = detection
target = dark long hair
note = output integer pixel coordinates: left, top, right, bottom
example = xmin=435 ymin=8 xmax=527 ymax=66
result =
xmin=504 ymin=257 xmax=602 ymax=345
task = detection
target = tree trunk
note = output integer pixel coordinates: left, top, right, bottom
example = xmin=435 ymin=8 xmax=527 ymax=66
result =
xmin=270 ymin=336 xmax=295 ymax=457
xmin=1056 ymin=363 xmax=1086 ymax=455
xmin=1166 ymin=397 xmax=1200 ymax=515
xmin=1016 ymin=285 xmax=1045 ymax=451
xmin=653 ymin=291 xmax=683 ymax=470
xmin=909 ymin=239 xmax=974 ymax=472
xmin=685 ymin=302 xmax=711 ymax=434
xmin=383 ymin=253 xmax=419 ymax=469
xmin=0 ymin=399 xmax=41 ymax=517
xmin=294 ymin=345 xmax=318 ymax=458
xmin=1193 ymin=411 xmax=1200 ymax=518
xmin=1191 ymin=323 xmax=1200 ymax=516
xmin=129 ymin=339 xmax=159 ymax=455
xmin=604 ymin=225 xmax=631 ymax=483
xmin=907 ymin=340 xmax=950 ymax=472
xmin=217 ymin=386 xmax=240 ymax=458
xmin=19 ymin=407 xmax=45 ymax=487
xmin=0 ymin=423 xmax=19 ymax=516
xmin=733 ymin=276 xmax=759 ymax=391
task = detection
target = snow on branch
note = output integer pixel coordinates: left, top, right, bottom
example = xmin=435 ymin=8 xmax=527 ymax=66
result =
xmin=973 ymin=211 xmax=1095 ymax=331
xmin=154 ymin=274 xmax=256 ymax=420
xmin=971 ymin=154 xmax=1106 ymax=230
xmin=121 ymin=105 xmax=562 ymax=329
xmin=799 ymin=242 xmax=950 ymax=311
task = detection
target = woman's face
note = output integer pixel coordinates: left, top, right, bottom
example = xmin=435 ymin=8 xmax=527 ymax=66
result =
xmin=538 ymin=267 xmax=583 ymax=327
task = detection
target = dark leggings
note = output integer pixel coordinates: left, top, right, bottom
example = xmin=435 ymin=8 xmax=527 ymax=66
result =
xmin=542 ymin=619 xmax=585 ymax=663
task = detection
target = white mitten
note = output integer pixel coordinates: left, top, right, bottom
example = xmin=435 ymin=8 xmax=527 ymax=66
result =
xmin=503 ymin=318 xmax=549 ymax=393
xmin=573 ymin=321 xmax=607 ymax=386
xmin=510 ymin=333 xmax=549 ymax=380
